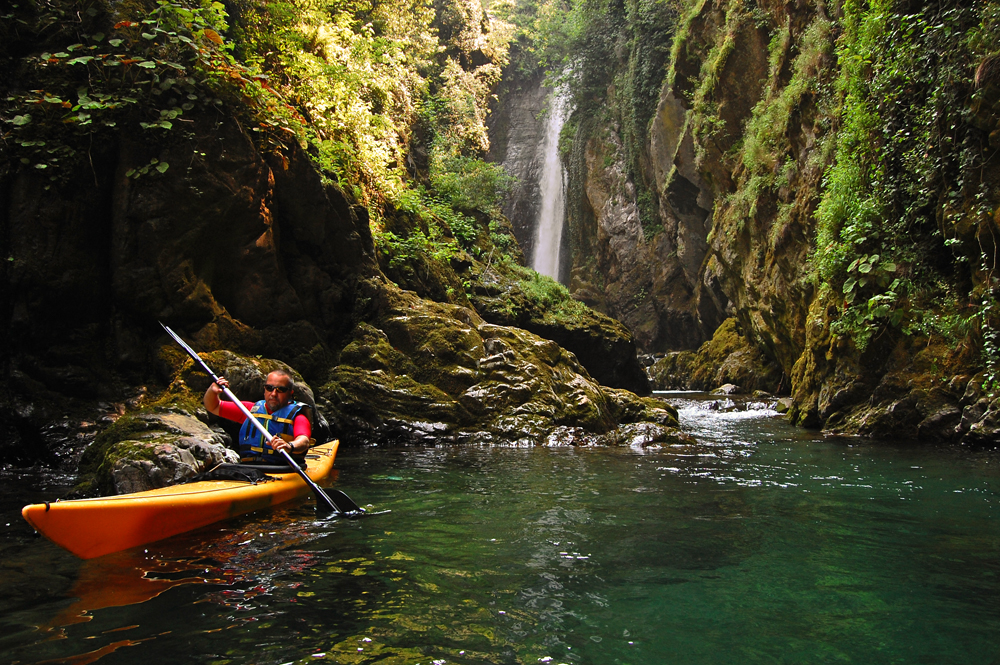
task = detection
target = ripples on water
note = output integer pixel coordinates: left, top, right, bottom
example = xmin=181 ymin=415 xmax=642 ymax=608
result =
xmin=0 ymin=394 xmax=997 ymax=664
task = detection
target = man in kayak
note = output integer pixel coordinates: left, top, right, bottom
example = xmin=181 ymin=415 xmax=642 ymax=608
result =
xmin=204 ymin=370 xmax=312 ymax=465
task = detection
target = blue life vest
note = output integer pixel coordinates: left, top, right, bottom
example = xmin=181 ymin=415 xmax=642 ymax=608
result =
xmin=238 ymin=400 xmax=308 ymax=463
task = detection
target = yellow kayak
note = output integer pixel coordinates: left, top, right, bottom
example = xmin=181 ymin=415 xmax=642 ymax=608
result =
xmin=22 ymin=440 xmax=340 ymax=560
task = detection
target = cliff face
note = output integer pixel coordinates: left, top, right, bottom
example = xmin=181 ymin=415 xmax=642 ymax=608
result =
xmin=1 ymin=111 xmax=375 ymax=459
xmin=487 ymin=73 xmax=551 ymax=261
xmin=567 ymin=113 xmax=725 ymax=352
xmin=548 ymin=0 xmax=1000 ymax=443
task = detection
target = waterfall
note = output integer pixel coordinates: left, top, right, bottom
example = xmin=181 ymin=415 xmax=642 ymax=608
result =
xmin=531 ymin=86 xmax=570 ymax=281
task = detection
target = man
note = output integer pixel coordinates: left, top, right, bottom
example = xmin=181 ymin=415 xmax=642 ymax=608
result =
xmin=204 ymin=369 xmax=312 ymax=464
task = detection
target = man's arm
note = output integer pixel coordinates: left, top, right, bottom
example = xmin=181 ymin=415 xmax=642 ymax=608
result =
xmin=203 ymin=378 xmax=228 ymax=416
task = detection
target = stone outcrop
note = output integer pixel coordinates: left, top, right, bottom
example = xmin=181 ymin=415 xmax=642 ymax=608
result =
xmin=320 ymin=281 xmax=674 ymax=445
xmin=648 ymin=318 xmax=784 ymax=393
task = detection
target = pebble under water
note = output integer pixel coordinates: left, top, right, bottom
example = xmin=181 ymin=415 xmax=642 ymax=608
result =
xmin=1 ymin=394 xmax=998 ymax=664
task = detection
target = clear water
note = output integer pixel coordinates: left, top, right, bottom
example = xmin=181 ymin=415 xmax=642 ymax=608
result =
xmin=1 ymin=394 xmax=997 ymax=664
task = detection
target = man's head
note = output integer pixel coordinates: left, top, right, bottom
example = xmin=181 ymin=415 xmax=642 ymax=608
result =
xmin=263 ymin=370 xmax=295 ymax=412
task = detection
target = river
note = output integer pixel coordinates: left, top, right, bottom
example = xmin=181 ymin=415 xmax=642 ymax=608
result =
xmin=1 ymin=394 xmax=997 ymax=664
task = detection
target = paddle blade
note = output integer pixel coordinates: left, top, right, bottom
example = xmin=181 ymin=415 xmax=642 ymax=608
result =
xmin=328 ymin=489 xmax=365 ymax=517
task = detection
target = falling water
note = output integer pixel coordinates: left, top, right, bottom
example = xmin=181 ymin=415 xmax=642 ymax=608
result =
xmin=531 ymin=86 xmax=570 ymax=280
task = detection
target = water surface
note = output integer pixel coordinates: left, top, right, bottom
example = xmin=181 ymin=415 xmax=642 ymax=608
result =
xmin=1 ymin=394 xmax=997 ymax=664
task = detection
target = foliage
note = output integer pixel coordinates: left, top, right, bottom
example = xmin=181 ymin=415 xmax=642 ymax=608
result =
xmin=493 ymin=0 xmax=585 ymax=79
xmin=429 ymin=149 xmax=517 ymax=212
xmin=1 ymin=0 xmax=245 ymax=181
xmin=727 ymin=16 xmax=835 ymax=225
xmin=489 ymin=254 xmax=591 ymax=318
xmin=3 ymin=0 xmax=517 ymax=222
xmin=814 ymin=0 xmax=1000 ymax=364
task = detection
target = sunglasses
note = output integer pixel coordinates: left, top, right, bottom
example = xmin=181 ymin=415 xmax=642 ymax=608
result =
xmin=264 ymin=384 xmax=291 ymax=394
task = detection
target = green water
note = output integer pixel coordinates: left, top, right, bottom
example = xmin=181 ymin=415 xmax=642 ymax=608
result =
xmin=1 ymin=395 xmax=997 ymax=664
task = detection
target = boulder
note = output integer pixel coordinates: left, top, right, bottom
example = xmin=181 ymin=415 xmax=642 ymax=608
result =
xmin=78 ymin=411 xmax=237 ymax=496
xmin=320 ymin=283 xmax=679 ymax=445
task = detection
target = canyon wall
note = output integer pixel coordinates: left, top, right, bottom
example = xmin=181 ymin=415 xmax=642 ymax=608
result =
xmin=532 ymin=0 xmax=1000 ymax=443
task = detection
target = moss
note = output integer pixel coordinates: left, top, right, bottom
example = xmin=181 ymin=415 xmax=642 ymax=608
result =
xmin=146 ymin=384 xmax=204 ymax=414
xmin=76 ymin=415 xmax=169 ymax=496
xmin=683 ymin=318 xmax=785 ymax=393
xmin=339 ymin=323 xmax=419 ymax=374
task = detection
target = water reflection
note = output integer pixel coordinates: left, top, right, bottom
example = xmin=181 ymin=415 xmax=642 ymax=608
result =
xmin=0 ymin=399 xmax=997 ymax=664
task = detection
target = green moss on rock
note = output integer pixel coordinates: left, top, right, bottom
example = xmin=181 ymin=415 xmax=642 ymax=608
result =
xmin=650 ymin=318 xmax=784 ymax=393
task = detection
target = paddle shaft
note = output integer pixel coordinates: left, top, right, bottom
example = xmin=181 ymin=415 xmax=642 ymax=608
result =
xmin=160 ymin=323 xmax=342 ymax=513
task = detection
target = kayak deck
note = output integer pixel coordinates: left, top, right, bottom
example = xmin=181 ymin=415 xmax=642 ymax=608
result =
xmin=22 ymin=440 xmax=340 ymax=560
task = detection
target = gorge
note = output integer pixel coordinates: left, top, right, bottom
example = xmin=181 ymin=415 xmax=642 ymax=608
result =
xmin=1 ymin=0 xmax=999 ymax=661
xmin=1 ymin=0 xmax=999 ymax=490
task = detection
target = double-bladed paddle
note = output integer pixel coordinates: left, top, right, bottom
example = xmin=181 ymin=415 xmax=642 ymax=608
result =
xmin=161 ymin=322 xmax=363 ymax=517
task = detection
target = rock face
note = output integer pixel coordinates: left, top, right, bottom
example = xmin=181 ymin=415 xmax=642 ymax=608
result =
xmin=566 ymin=120 xmax=725 ymax=352
xmin=487 ymin=73 xmax=552 ymax=261
xmin=529 ymin=0 xmax=1000 ymax=445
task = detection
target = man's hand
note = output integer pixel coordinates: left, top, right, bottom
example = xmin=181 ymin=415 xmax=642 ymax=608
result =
xmin=270 ymin=434 xmax=292 ymax=454
xmin=271 ymin=434 xmax=309 ymax=455
xmin=204 ymin=377 xmax=229 ymax=415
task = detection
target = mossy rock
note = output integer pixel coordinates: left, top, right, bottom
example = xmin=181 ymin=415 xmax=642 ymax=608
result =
xmin=76 ymin=410 xmax=236 ymax=496
xmin=661 ymin=318 xmax=784 ymax=394
xmin=75 ymin=348 xmax=325 ymax=496
xmin=320 ymin=283 xmax=679 ymax=445
xmin=648 ymin=351 xmax=697 ymax=390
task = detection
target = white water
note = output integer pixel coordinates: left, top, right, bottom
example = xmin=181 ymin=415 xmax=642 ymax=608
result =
xmin=531 ymin=86 xmax=570 ymax=280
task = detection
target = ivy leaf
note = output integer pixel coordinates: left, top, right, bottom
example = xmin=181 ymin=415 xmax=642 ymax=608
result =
xmin=137 ymin=61 xmax=157 ymax=68
xmin=12 ymin=114 xmax=31 ymax=126
xmin=67 ymin=56 xmax=95 ymax=65
xmin=156 ymin=162 xmax=170 ymax=173
xmin=141 ymin=32 xmax=156 ymax=40
xmin=108 ymin=38 xmax=123 ymax=47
